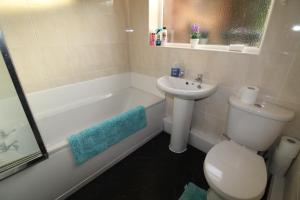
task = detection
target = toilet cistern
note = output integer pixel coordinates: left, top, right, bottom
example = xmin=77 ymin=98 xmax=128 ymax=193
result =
xmin=157 ymin=75 xmax=217 ymax=153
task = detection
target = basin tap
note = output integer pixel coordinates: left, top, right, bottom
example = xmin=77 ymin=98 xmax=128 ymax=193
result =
xmin=0 ymin=140 xmax=19 ymax=153
xmin=179 ymin=69 xmax=185 ymax=78
xmin=195 ymin=74 xmax=203 ymax=83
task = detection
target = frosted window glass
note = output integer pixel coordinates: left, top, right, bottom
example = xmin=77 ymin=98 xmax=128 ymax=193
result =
xmin=163 ymin=0 xmax=272 ymax=47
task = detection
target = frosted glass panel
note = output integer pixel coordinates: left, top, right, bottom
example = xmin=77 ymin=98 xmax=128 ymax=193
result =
xmin=163 ymin=0 xmax=272 ymax=46
xmin=0 ymin=54 xmax=40 ymax=168
xmin=0 ymin=32 xmax=47 ymax=180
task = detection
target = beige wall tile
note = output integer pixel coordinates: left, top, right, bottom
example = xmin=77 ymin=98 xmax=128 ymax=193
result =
xmin=0 ymin=14 xmax=38 ymax=48
xmin=279 ymin=54 xmax=300 ymax=104
xmin=0 ymin=0 xmax=129 ymax=93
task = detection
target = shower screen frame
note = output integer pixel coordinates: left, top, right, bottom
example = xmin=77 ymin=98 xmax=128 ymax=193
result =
xmin=0 ymin=32 xmax=48 ymax=181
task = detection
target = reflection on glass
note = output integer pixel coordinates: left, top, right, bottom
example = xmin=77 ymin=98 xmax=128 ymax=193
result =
xmin=163 ymin=0 xmax=272 ymax=46
xmin=0 ymin=51 xmax=41 ymax=173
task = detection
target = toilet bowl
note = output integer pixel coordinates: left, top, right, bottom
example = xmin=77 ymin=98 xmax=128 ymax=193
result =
xmin=203 ymin=95 xmax=295 ymax=200
xmin=204 ymin=141 xmax=267 ymax=200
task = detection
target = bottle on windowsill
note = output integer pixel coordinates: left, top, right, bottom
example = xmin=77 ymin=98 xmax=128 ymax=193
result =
xmin=156 ymin=34 xmax=162 ymax=46
xmin=149 ymin=33 xmax=156 ymax=46
xmin=161 ymin=27 xmax=168 ymax=46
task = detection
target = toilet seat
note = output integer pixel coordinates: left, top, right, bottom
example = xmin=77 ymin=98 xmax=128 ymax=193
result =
xmin=204 ymin=140 xmax=267 ymax=200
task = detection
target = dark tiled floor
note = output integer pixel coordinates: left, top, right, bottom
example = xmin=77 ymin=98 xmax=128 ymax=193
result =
xmin=68 ymin=132 xmax=208 ymax=200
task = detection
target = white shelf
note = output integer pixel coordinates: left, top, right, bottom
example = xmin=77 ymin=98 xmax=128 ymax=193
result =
xmin=153 ymin=43 xmax=260 ymax=55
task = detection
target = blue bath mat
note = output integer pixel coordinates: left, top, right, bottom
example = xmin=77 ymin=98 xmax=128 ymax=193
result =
xmin=179 ymin=182 xmax=207 ymax=200
xmin=68 ymin=105 xmax=147 ymax=165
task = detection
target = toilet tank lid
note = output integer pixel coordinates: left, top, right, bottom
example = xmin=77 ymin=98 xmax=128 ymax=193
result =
xmin=229 ymin=96 xmax=295 ymax=122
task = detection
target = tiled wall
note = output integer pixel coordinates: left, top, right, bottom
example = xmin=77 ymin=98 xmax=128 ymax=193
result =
xmin=0 ymin=0 xmax=129 ymax=92
xmin=128 ymin=0 xmax=300 ymax=139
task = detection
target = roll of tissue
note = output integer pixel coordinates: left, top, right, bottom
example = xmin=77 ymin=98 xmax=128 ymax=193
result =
xmin=240 ymin=86 xmax=259 ymax=105
xmin=270 ymin=136 xmax=300 ymax=176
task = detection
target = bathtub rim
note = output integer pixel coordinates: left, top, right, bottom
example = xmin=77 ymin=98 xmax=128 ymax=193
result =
xmin=34 ymin=87 xmax=163 ymax=120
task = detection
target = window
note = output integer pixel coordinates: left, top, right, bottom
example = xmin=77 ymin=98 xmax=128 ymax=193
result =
xmin=149 ymin=0 xmax=274 ymax=53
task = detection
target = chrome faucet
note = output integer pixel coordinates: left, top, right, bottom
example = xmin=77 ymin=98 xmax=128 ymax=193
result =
xmin=179 ymin=69 xmax=185 ymax=78
xmin=0 ymin=140 xmax=19 ymax=153
xmin=195 ymin=74 xmax=203 ymax=83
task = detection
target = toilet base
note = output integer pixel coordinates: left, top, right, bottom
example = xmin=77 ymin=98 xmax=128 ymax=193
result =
xmin=207 ymin=188 xmax=226 ymax=200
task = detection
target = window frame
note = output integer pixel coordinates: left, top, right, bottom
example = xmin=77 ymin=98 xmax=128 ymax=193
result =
xmin=149 ymin=0 xmax=276 ymax=55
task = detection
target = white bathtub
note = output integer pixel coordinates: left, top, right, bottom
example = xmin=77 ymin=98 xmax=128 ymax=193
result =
xmin=0 ymin=73 xmax=165 ymax=200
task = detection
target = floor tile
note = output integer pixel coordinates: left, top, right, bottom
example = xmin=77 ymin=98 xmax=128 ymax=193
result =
xmin=67 ymin=132 xmax=209 ymax=200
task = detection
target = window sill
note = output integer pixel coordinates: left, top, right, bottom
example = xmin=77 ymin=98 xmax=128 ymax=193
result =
xmin=153 ymin=43 xmax=260 ymax=55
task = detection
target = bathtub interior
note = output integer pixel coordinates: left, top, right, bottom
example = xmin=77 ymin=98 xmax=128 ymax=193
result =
xmin=27 ymin=73 xmax=131 ymax=115
xmin=35 ymin=87 xmax=163 ymax=151
xmin=122 ymin=88 xmax=163 ymax=111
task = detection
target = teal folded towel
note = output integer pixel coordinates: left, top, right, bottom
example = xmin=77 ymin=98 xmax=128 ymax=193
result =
xmin=68 ymin=105 xmax=147 ymax=165
xmin=179 ymin=182 xmax=207 ymax=200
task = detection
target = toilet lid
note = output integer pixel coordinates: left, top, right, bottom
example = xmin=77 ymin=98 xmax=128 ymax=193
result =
xmin=204 ymin=141 xmax=267 ymax=200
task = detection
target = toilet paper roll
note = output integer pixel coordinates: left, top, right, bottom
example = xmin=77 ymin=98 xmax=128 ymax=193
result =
xmin=277 ymin=136 xmax=300 ymax=159
xmin=240 ymin=86 xmax=259 ymax=105
xmin=270 ymin=136 xmax=300 ymax=176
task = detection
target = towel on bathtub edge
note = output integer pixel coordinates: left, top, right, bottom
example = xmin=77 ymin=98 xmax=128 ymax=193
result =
xmin=68 ymin=105 xmax=147 ymax=165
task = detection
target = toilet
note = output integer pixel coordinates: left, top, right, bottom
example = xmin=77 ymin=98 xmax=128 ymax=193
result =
xmin=204 ymin=96 xmax=295 ymax=200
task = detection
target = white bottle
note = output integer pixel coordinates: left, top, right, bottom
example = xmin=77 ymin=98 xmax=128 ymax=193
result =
xmin=161 ymin=27 xmax=168 ymax=46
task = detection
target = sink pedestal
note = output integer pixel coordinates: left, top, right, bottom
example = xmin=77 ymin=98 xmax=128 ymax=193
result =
xmin=157 ymin=76 xmax=218 ymax=153
xmin=169 ymin=97 xmax=195 ymax=153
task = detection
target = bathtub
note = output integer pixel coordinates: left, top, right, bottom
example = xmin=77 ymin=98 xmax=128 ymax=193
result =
xmin=0 ymin=73 xmax=165 ymax=200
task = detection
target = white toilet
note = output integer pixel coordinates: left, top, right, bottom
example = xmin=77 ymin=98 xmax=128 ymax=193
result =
xmin=204 ymin=96 xmax=295 ymax=200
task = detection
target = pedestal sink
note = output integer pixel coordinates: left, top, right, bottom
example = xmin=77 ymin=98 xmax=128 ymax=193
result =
xmin=157 ymin=76 xmax=217 ymax=153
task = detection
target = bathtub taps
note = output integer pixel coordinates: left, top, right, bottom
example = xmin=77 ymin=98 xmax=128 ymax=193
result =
xmin=0 ymin=140 xmax=19 ymax=153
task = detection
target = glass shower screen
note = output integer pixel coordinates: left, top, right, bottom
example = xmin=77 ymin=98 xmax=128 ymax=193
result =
xmin=0 ymin=32 xmax=47 ymax=180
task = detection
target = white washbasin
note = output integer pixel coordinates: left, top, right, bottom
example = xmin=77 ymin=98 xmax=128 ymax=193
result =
xmin=157 ymin=76 xmax=217 ymax=100
xmin=157 ymin=75 xmax=218 ymax=153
